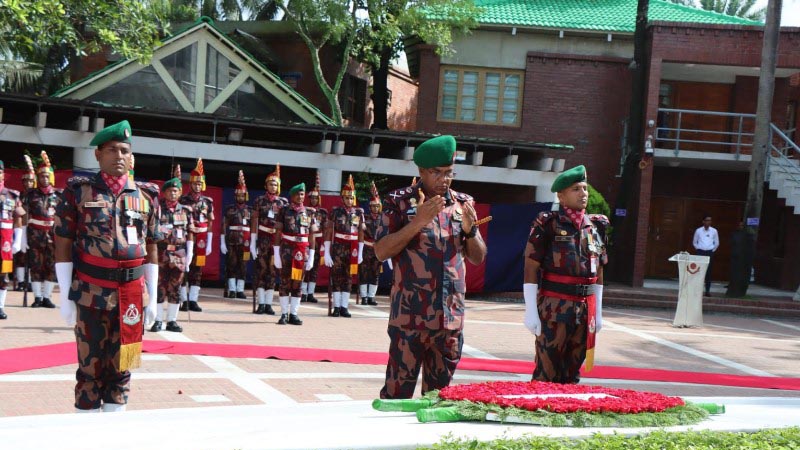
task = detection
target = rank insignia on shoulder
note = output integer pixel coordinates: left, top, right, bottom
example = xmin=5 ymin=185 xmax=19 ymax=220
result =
xmin=560 ymin=230 xmax=567 ymax=236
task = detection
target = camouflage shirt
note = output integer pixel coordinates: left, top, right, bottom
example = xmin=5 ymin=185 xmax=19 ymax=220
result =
xmin=276 ymin=204 xmax=312 ymax=237
xmin=307 ymin=206 xmax=327 ymax=241
xmin=158 ymin=199 xmax=193 ymax=247
xmin=376 ymin=185 xmax=473 ymax=331
xmin=364 ymin=212 xmax=381 ymax=243
xmin=253 ymin=194 xmax=287 ymax=241
xmin=223 ymin=203 xmax=252 ymax=246
xmin=179 ymin=192 xmax=214 ymax=230
xmin=24 ymin=187 xmax=62 ymax=238
xmin=55 ymin=173 xmax=161 ymax=310
xmin=526 ymin=208 xmax=609 ymax=278
xmin=0 ymin=187 xmax=25 ymax=223
xmin=328 ymin=206 xmax=364 ymax=237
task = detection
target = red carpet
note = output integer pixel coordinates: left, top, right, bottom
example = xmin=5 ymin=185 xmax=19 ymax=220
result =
xmin=2 ymin=341 xmax=799 ymax=391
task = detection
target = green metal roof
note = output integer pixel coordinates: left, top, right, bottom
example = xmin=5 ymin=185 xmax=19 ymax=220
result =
xmin=471 ymin=0 xmax=762 ymax=32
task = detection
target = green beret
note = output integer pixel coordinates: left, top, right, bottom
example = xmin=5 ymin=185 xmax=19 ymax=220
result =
xmin=289 ymin=182 xmax=305 ymax=196
xmin=551 ymin=165 xmax=587 ymax=192
xmin=413 ymin=135 xmax=456 ymax=168
xmin=163 ymin=177 xmax=182 ymax=190
xmin=90 ymin=120 xmax=132 ymax=147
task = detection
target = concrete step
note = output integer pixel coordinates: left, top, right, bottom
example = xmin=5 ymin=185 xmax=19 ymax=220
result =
xmin=603 ymin=289 xmax=800 ymax=318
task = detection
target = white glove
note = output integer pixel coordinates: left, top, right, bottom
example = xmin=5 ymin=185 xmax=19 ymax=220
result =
xmin=250 ymin=236 xmax=258 ymax=260
xmin=523 ymin=283 xmax=541 ymax=336
xmin=305 ymin=249 xmax=315 ymax=271
xmin=386 ymin=258 xmax=393 ymax=270
xmin=357 ymin=242 xmax=364 ymax=265
xmin=12 ymin=228 xmax=23 ymax=254
xmin=272 ymin=245 xmax=282 ymax=269
xmin=206 ymin=232 xmax=213 ymax=257
xmin=595 ymin=284 xmax=603 ymax=333
xmin=323 ymin=241 xmax=333 ymax=267
xmin=21 ymin=227 xmax=28 ymax=251
xmin=220 ymin=238 xmax=227 ymax=255
xmin=56 ymin=262 xmax=76 ymax=326
xmin=185 ymin=240 xmax=194 ymax=273
xmin=144 ymin=263 xmax=158 ymax=328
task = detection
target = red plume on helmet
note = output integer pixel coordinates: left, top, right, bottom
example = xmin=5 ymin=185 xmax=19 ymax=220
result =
xmin=189 ymin=158 xmax=206 ymax=191
xmin=38 ymin=150 xmax=55 ymax=186
xmin=235 ymin=170 xmax=249 ymax=201
xmin=23 ymin=154 xmax=36 ymax=187
xmin=341 ymin=174 xmax=356 ymax=198
xmin=369 ymin=181 xmax=381 ymax=206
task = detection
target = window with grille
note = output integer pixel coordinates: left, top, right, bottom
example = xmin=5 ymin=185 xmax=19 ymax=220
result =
xmin=438 ymin=66 xmax=523 ymax=126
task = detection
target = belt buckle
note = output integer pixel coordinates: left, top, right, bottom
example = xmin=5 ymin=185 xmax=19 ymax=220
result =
xmin=112 ymin=267 xmax=135 ymax=282
xmin=577 ymin=284 xmax=590 ymax=297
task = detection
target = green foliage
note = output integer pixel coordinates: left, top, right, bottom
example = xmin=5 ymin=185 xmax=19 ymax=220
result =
xmin=352 ymin=170 xmax=389 ymax=204
xmin=422 ymin=426 xmax=800 ymax=450
xmin=668 ymin=0 xmax=765 ymax=21
xmin=586 ymin=184 xmax=610 ymax=218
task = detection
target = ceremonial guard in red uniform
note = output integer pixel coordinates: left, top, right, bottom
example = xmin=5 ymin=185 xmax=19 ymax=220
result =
xmin=179 ymin=158 xmax=214 ymax=312
xmin=250 ymin=165 xmax=286 ymax=315
xmin=55 ymin=120 xmax=161 ymax=412
xmin=301 ymin=171 xmax=326 ymax=303
xmin=13 ymin=159 xmax=35 ymax=292
xmin=24 ymin=151 xmax=61 ymax=309
xmin=221 ymin=171 xmax=251 ymax=299
xmin=523 ymin=165 xmax=609 ymax=384
xmin=358 ymin=181 xmax=388 ymax=305
xmin=323 ymin=175 xmax=364 ymax=318
xmin=0 ymin=160 xmax=26 ymax=320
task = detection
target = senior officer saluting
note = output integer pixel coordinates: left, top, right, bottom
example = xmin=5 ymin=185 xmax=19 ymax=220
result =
xmin=522 ymin=165 xmax=609 ymax=384
xmin=55 ymin=120 xmax=161 ymax=412
xmin=376 ymin=135 xmax=487 ymax=399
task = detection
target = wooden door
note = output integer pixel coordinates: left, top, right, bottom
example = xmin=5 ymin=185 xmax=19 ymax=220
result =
xmin=647 ymin=197 xmax=685 ymax=278
xmin=672 ymin=82 xmax=733 ymax=153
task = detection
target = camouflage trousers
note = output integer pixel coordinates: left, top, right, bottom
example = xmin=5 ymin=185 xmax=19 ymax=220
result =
xmin=532 ymin=296 xmax=588 ymax=384
xmin=358 ymin=245 xmax=380 ymax=286
xmin=74 ymin=304 xmax=131 ymax=409
xmin=13 ymin=251 xmax=26 ymax=277
xmin=158 ymin=249 xmax=186 ymax=304
xmin=254 ymin=238 xmax=278 ymax=290
xmin=278 ymin=244 xmax=304 ymax=297
xmin=27 ymin=228 xmax=55 ymax=282
xmin=225 ymin=243 xmax=247 ymax=279
xmin=184 ymin=257 xmax=203 ymax=286
xmin=0 ymin=273 xmax=8 ymax=289
xmin=304 ymin=238 xmax=323 ymax=283
xmin=330 ymin=241 xmax=355 ymax=292
xmin=379 ymin=326 xmax=463 ymax=399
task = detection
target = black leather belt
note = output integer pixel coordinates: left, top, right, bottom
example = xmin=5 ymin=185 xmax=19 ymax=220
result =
xmin=77 ymin=261 xmax=145 ymax=283
xmin=541 ymin=279 xmax=593 ymax=297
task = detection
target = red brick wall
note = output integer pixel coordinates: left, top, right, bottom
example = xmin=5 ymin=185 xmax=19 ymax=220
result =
xmin=385 ymin=67 xmax=418 ymax=131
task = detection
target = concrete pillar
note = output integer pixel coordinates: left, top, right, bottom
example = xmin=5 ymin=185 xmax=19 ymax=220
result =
xmin=319 ymin=168 xmax=342 ymax=195
xmin=73 ymin=146 xmax=100 ymax=177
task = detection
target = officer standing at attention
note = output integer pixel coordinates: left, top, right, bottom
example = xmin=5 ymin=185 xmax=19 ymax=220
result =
xmin=0 ymin=160 xmax=26 ymax=320
xmin=376 ymin=135 xmax=487 ymax=399
xmin=522 ymin=165 xmax=609 ymax=384
xmin=54 ymin=120 xmax=161 ymax=412
xmin=221 ymin=171 xmax=252 ymax=299
xmin=250 ymin=165 xmax=286 ymax=315
xmin=358 ymin=181 xmax=389 ymax=306
xmin=323 ymin=175 xmax=364 ymax=318
xmin=13 ymin=159 xmax=35 ymax=292
xmin=300 ymin=171 xmax=326 ymax=304
xmin=179 ymin=158 xmax=214 ymax=313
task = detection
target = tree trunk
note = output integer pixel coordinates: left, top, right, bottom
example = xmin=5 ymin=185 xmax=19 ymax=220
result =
xmin=37 ymin=44 xmax=65 ymax=96
xmin=727 ymin=0 xmax=782 ymax=298
xmin=370 ymin=46 xmax=392 ymax=130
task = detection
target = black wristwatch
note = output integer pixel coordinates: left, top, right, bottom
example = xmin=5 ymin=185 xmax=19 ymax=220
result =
xmin=461 ymin=226 xmax=478 ymax=239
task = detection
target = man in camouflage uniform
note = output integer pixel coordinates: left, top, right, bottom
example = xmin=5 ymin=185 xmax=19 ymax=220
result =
xmin=358 ymin=181 xmax=388 ymax=306
xmin=250 ymin=165 xmax=286 ymax=315
xmin=323 ymin=175 xmax=364 ymax=318
xmin=221 ymin=171 xmax=251 ymax=299
xmin=179 ymin=158 xmax=214 ymax=313
xmin=375 ymin=135 xmax=487 ymax=399
xmin=301 ymin=171 xmax=325 ymax=304
xmin=54 ymin=120 xmax=161 ymax=412
xmin=273 ymin=183 xmax=314 ymax=325
xmin=0 ymin=160 xmax=27 ymax=320
xmin=13 ymin=161 xmax=35 ymax=292
xmin=24 ymin=151 xmax=61 ymax=309
xmin=152 ymin=167 xmax=194 ymax=333
xmin=523 ymin=165 xmax=609 ymax=384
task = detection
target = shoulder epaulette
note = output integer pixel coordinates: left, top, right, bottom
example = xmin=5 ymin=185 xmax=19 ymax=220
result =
xmin=532 ymin=210 xmax=556 ymax=227
xmin=452 ymin=191 xmax=473 ymax=203
xmin=5 ymin=188 xmax=20 ymax=197
xmin=589 ymin=214 xmax=610 ymax=230
xmin=385 ymin=186 xmax=414 ymax=204
xmin=66 ymin=176 xmax=92 ymax=189
xmin=203 ymin=195 xmax=214 ymax=204
xmin=354 ymin=207 xmax=364 ymax=214
xmin=136 ymin=181 xmax=161 ymax=200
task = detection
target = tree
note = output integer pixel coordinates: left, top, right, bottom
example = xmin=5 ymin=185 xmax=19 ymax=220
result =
xmin=668 ymin=0 xmax=766 ymax=21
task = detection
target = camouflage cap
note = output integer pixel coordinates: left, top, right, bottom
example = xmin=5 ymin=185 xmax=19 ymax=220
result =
xmin=289 ymin=182 xmax=305 ymax=196
xmin=413 ymin=135 xmax=456 ymax=168
xmin=90 ymin=120 xmax=132 ymax=147
xmin=551 ymin=165 xmax=587 ymax=192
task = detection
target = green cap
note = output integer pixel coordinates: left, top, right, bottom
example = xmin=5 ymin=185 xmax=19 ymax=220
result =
xmin=289 ymin=182 xmax=305 ymax=196
xmin=413 ymin=135 xmax=456 ymax=168
xmin=551 ymin=165 xmax=587 ymax=192
xmin=163 ymin=178 xmax=182 ymax=190
xmin=90 ymin=120 xmax=132 ymax=147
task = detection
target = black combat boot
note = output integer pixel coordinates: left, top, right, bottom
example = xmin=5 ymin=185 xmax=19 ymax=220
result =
xmin=255 ymin=304 xmax=266 ymax=314
xmin=339 ymin=307 xmax=351 ymax=318
xmin=359 ymin=298 xmax=366 ymax=305
xmin=277 ymin=314 xmax=288 ymax=325
xmin=31 ymin=297 xmax=43 ymax=308
xmin=306 ymin=294 xmax=318 ymax=303
xmin=236 ymin=292 xmax=246 ymax=299
xmin=149 ymin=321 xmax=162 ymax=332
xmin=165 ymin=321 xmax=183 ymax=332
xmin=367 ymin=297 xmax=378 ymax=306
xmin=226 ymin=291 xmax=236 ymax=299
xmin=331 ymin=307 xmax=340 ymax=317
xmin=288 ymin=314 xmax=303 ymax=325
xmin=188 ymin=302 xmax=202 ymax=312
xmin=41 ymin=298 xmax=56 ymax=308
xmin=0 ymin=308 xmax=7 ymax=319
xmin=300 ymin=294 xmax=307 ymax=303
xmin=179 ymin=302 xmax=188 ymax=312
xmin=264 ymin=305 xmax=275 ymax=315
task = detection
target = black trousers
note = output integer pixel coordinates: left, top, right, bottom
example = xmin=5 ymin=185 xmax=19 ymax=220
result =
xmin=696 ymin=249 xmax=714 ymax=294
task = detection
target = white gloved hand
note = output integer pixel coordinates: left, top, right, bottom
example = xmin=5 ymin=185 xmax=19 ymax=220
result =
xmin=357 ymin=242 xmax=364 ymax=265
xmin=21 ymin=227 xmax=28 ymax=251
xmin=386 ymin=258 xmax=393 ymax=270
xmin=144 ymin=263 xmax=158 ymax=328
xmin=595 ymin=284 xmax=603 ymax=333
xmin=305 ymin=249 xmax=315 ymax=271
xmin=250 ymin=236 xmax=258 ymax=260
xmin=185 ymin=240 xmax=195 ymax=273
xmin=523 ymin=283 xmax=542 ymax=336
xmin=56 ymin=262 xmax=76 ymax=326
xmin=272 ymin=245 xmax=282 ymax=269
xmin=220 ymin=238 xmax=227 ymax=255
xmin=12 ymin=228 xmax=23 ymax=254
xmin=206 ymin=232 xmax=213 ymax=257
xmin=323 ymin=241 xmax=333 ymax=267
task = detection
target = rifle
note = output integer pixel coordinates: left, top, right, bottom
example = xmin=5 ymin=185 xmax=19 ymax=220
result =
xmin=22 ymin=251 xmax=29 ymax=307
xmin=327 ymin=268 xmax=333 ymax=316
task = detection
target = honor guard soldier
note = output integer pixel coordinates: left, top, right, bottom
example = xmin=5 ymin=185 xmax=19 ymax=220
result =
xmin=323 ymin=175 xmax=364 ymax=318
xmin=0 ymin=160 xmax=26 ymax=320
xmin=179 ymin=158 xmax=214 ymax=313
xmin=54 ymin=120 xmax=161 ymax=412
xmin=358 ymin=181 xmax=389 ymax=305
xmin=250 ymin=165 xmax=286 ymax=315
xmin=23 ymin=151 xmax=61 ymax=309
xmin=273 ymin=183 xmax=315 ymax=325
xmin=375 ymin=135 xmax=487 ymax=399
xmin=152 ymin=167 xmax=194 ymax=332
xmin=13 ymin=159 xmax=36 ymax=292
xmin=221 ymin=171 xmax=252 ymax=299
xmin=301 ymin=171 xmax=326 ymax=303
xmin=523 ymin=165 xmax=609 ymax=384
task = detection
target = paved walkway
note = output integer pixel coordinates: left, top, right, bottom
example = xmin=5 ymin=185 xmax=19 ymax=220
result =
xmin=1 ymin=287 xmax=799 ymax=448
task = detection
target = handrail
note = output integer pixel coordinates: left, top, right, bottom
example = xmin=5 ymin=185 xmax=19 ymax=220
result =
xmin=656 ymin=108 xmax=759 ymax=158
xmin=767 ymin=123 xmax=800 ymax=186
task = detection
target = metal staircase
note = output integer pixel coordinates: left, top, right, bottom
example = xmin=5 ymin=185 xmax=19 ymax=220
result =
xmin=767 ymin=124 xmax=800 ymax=214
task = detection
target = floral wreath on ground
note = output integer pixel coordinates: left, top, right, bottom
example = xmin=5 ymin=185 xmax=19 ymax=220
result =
xmin=374 ymin=381 xmax=718 ymax=427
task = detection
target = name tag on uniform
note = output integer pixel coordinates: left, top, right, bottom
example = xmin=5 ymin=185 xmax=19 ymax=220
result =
xmin=127 ymin=226 xmax=138 ymax=245
xmin=85 ymin=201 xmax=108 ymax=208
xmin=176 ymin=229 xmax=184 ymax=239
xmin=555 ymin=236 xmax=572 ymax=242
xmin=199 ymin=214 xmax=206 ymax=222
xmin=243 ymin=218 xmax=248 ymax=225
xmin=591 ymin=256 xmax=597 ymax=273
xmin=267 ymin=210 xmax=274 ymax=219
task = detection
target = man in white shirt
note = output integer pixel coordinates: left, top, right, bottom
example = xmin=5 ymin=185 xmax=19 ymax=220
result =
xmin=693 ymin=215 xmax=719 ymax=296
